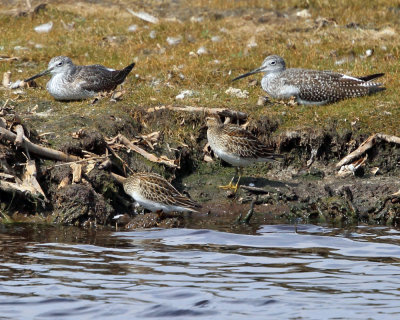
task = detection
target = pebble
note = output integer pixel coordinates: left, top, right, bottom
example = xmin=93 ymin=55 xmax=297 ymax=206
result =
xmin=149 ymin=30 xmax=156 ymax=39
xmin=296 ymin=9 xmax=311 ymax=18
xmin=127 ymin=25 xmax=138 ymax=32
xmin=197 ymin=46 xmax=207 ymax=55
xmin=176 ymin=90 xmax=194 ymax=100
xmin=167 ymin=36 xmax=182 ymax=45
xmin=225 ymin=87 xmax=249 ymax=99
xmin=34 ymin=21 xmax=53 ymax=33
xmin=257 ymin=96 xmax=268 ymax=106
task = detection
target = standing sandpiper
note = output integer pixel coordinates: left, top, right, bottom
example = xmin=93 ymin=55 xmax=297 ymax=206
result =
xmin=24 ymin=56 xmax=135 ymax=101
xmin=123 ymin=172 xmax=200 ymax=213
xmin=232 ymin=55 xmax=385 ymax=105
xmin=206 ymin=117 xmax=283 ymax=192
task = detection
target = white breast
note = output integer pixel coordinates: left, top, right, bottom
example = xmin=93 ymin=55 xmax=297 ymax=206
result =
xmin=261 ymin=75 xmax=299 ymax=99
xmin=213 ymin=149 xmax=255 ymax=167
xmin=127 ymin=190 xmax=193 ymax=213
xmin=46 ymin=75 xmax=95 ymax=100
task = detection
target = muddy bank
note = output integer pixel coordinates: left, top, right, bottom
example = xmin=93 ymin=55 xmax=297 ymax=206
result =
xmin=0 ymin=101 xmax=399 ymax=229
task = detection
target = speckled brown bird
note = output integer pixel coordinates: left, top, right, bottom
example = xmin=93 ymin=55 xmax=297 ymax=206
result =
xmin=233 ymin=55 xmax=385 ymax=105
xmin=206 ymin=117 xmax=283 ymax=192
xmin=123 ymin=172 xmax=200 ymax=213
xmin=25 ymin=56 xmax=135 ymax=101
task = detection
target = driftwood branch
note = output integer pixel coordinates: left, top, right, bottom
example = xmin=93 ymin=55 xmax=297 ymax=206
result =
xmin=147 ymin=105 xmax=248 ymax=121
xmin=336 ymin=133 xmax=400 ymax=168
xmin=0 ymin=127 xmax=81 ymax=162
xmin=117 ymin=134 xmax=178 ymax=168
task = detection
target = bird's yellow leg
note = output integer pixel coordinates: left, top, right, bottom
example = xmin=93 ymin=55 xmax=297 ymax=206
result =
xmin=218 ymin=175 xmax=236 ymax=190
xmin=219 ymin=167 xmax=241 ymax=192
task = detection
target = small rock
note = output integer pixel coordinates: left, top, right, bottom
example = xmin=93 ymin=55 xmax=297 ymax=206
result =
xmin=167 ymin=36 xmax=182 ymax=45
xmin=175 ymin=90 xmax=194 ymax=100
xmin=190 ymin=16 xmax=204 ymax=23
xmin=248 ymin=79 xmax=258 ymax=87
xmin=127 ymin=25 xmax=138 ymax=32
xmin=296 ymin=9 xmax=311 ymax=18
xmin=34 ymin=21 xmax=53 ymax=33
xmin=365 ymin=49 xmax=373 ymax=57
xmin=186 ymin=34 xmax=196 ymax=43
xmin=149 ymin=30 xmax=156 ymax=39
xmin=13 ymin=46 xmax=28 ymax=51
xmin=197 ymin=46 xmax=207 ymax=55
xmin=257 ymin=96 xmax=268 ymax=106
xmin=188 ymin=51 xmax=197 ymax=57
xmin=211 ymin=36 xmax=221 ymax=42
xmin=247 ymin=36 xmax=257 ymax=48
xmin=225 ymin=87 xmax=249 ymax=99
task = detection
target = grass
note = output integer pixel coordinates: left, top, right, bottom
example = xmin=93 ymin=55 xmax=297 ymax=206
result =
xmin=0 ymin=0 xmax=399 ymax=138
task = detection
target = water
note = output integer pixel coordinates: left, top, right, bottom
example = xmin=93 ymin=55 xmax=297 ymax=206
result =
xmin=1 ymin=224 xmax=400 ymax=319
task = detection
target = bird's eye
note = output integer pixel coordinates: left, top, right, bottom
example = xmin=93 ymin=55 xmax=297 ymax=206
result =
xmin=57 ymin=62 xmax=63 ymax=67
xmin=270 ymin=61 xmax=276 ymax=65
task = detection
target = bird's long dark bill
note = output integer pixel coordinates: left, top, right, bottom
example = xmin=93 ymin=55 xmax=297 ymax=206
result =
xmin=24 ymin=69 xmax=51 ymax=82
xmin=232 ymin=67 xmax=264 ymax=81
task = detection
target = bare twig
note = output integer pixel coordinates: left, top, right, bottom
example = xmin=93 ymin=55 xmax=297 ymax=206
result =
xmin=23 ymin=160 xmax=48 ymax=201
xmin=49 ymin=156 xmax=107 ymax=168
xmin=111 ymin=172 xmax=127 ymax=184
xmin=147 ymin=105 xmax=248 ymax=122
xmin=117 ymin=134 xmax=178 ymax=168
xmin=71 ymin=163 xmax=82 ymax=183
xmin=0 ymin=127 xmax=81 ymax=162
xmin=14 ymin=124 xmax=24 ymax=147
xmin=106 ymin=145 xmax=134 ymax=175
xmin=336 ymin=133 xmax=400 ymax=168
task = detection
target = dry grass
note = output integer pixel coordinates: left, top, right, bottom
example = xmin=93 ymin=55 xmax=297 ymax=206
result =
xmin=0 ymin=0 xmax=399 ymax=136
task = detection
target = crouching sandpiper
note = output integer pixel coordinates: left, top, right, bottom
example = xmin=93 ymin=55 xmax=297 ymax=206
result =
xmin=233 ymin=55 xmax=385 ymax=105
xmin=25 ymin=56 xmax=135 ymax=101
xmin=123 ymin=172 xmax=200 ymax=214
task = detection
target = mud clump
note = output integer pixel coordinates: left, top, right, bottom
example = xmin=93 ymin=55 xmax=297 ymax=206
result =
xmin=125 ymin=212 xmax=184 ymax=229
xmin=61 ymin=130 xmax=107 ymax=156
xmin=54 ymin=184 xmax=114 ymax=225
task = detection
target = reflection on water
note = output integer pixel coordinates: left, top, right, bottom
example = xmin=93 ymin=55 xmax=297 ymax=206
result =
xmin=1 ymin=224 xmax=400 ymax=319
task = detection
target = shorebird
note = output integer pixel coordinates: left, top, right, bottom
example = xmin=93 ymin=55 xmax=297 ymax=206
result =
xmin=206 ymin=117 xmax=283 ymax=192
xmin=24 ymin=56 xmax=135 ymax=101
xmin=123 ymin=172 xmax=200 ymax=213
xmin=232 ymin=55 xmax=385 ymax=105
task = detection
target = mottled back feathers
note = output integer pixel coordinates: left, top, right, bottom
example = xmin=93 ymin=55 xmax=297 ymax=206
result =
xmin=123 ymin=172 xmax=200 ymax=212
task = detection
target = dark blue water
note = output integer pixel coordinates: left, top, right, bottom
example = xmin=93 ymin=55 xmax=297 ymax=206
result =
xmin=1 ymin=224 xmax=400 ymax=319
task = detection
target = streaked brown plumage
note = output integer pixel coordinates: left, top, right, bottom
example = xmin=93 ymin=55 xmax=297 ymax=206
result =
xmin=206 ymin=117 xmax=283 ymax=191
xmin=123 ymin=172 xmax=200 ymax=213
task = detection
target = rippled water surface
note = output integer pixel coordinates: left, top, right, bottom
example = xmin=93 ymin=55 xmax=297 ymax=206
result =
xmin=1 ymin=223 xmax=400 ymax=319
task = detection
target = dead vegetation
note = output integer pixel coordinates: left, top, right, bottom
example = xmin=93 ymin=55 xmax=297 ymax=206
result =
xmin=0 ymin=0 xmax=399 ymax=227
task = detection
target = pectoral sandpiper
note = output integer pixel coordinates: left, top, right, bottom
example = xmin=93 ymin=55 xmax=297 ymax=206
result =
xmin=206 ymin=117 xmax=283 ymax=192
xmin=123 ymin=172 xmax=200 ymax=213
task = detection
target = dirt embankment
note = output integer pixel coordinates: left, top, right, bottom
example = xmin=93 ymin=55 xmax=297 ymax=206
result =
xmin=0 ymin=102 xmax=399 ymax=229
